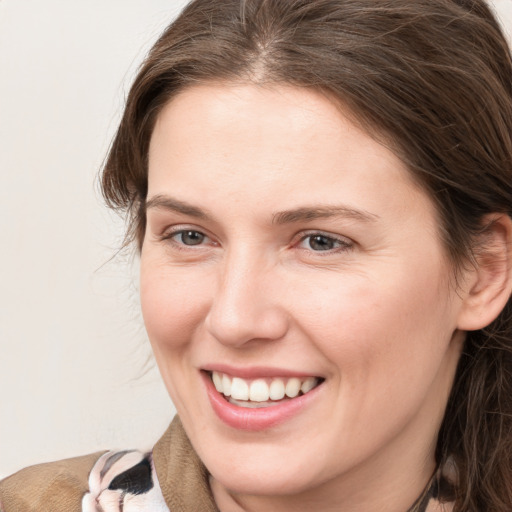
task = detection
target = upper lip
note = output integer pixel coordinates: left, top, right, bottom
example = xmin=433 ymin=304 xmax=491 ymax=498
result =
xmin=201 ymin=364 xmax=322 ymax=379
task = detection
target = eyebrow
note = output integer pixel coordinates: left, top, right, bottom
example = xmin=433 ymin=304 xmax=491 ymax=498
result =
xmin=145 ymin=194 xmax=379 ymax=225
xmin=145 ymin=195 xmax=210 ymax=219
xmin=272 ymin=206 xmax=379 ymax=225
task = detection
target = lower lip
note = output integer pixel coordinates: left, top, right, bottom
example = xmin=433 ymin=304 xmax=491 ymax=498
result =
xmin=202 ymin=372 xmax=322 ymax=431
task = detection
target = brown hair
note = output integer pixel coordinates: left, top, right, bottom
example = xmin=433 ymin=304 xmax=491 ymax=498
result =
xmin=101 ymin=0 xmax=512 ymax=509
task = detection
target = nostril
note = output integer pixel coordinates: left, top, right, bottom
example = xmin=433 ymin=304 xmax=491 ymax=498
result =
xmin=205 ymin=302 xmax=289 ymax=347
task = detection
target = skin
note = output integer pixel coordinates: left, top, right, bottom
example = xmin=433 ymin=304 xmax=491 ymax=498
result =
xmin=140 ymin=83 xmax=474 ymax=512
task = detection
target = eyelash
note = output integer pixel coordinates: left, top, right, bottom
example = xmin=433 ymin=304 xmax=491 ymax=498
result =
xmin=295 ymin=231 xmax=353 ymax=254
xmin=159 ymin=226 xmax=353 ymax=255
xmin=159 ymin=226 xmax=216 ymax=250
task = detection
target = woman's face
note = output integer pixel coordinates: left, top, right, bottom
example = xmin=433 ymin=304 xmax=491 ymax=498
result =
xmin=141 ymin=84 xmax=468 ymax=501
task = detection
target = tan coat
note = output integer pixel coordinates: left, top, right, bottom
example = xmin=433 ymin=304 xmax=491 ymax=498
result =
xmin=0 ymin=417 xmax=217 ymax=512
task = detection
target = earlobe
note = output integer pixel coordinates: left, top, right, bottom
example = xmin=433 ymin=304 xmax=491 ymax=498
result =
xmin=457 ymin=214 xmax=512 ymax=332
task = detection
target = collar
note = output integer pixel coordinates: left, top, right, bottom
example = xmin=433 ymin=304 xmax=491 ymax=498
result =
xmin=153 ymin=416 xmax=218 ymax=511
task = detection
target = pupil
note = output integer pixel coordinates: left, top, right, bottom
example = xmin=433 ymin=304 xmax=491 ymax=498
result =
xmin=310 ymin=235 xmax=333 ymax=251
xmin=182 ymin=231 xmax=204 ymax=245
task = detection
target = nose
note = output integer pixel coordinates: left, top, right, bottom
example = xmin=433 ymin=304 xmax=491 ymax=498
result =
xmin=204 ymin=251 xmax=289 ymax=348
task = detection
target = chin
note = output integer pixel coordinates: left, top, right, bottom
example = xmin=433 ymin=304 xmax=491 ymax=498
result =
xmin=197 ymin=437 xmax=329 ymax=497
xmin=211 ymin=464 xmax=316 ymax=497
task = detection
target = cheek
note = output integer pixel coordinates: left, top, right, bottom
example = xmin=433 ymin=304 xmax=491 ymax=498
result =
xmin=294 ymin=268 xmax=459 ymax=451
xmin=296 ymin=261 xmax=456 ymax=383
xmin=139 ymin=263 xmax=210 ymax=353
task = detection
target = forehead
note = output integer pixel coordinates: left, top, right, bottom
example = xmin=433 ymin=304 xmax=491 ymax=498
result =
xmin=148 ymin=83 xmax=417 ymax=200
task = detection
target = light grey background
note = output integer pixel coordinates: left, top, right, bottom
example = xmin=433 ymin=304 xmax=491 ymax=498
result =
xmin=0 ymin=0 xmax=511 ymax=479
xmin=0 ymin=0 xmax=189 ymax=478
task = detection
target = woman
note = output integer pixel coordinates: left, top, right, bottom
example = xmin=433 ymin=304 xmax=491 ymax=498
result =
xmin=1 ymin=0 xmax=512 ymax=510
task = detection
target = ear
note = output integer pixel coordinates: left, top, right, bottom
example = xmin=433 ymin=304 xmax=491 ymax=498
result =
xmin=457 ymin=214 xmax=512 ymax=331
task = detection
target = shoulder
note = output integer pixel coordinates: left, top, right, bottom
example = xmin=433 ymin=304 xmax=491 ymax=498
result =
xmin=0 ymin=450 xmax=169 ymax=512
xmin=0 ymin=451 xmax=104 ymax=512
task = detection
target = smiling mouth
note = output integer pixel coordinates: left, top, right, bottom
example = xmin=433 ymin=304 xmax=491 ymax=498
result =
xmin=209 ymin=371 xmax=324 ymax=409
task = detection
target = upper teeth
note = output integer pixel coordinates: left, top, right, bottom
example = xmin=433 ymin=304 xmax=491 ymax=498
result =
xmin=211 ymin=371 xmax=319 ymax=402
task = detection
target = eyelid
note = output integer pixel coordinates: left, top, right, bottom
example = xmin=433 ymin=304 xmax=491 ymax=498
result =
xmin=294 ymin=230 xmax=354 ymax=252
xmin=156 ymin=225 xmax=352 ymax=253
xmin=159 ymin=224 xmax=217 ymax=247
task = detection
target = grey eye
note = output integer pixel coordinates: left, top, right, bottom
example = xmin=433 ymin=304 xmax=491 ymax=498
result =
xmin=307 ymin=235 xmax=338 ymax=251
xmin=177 ymin=230 xmax=206 ymax=245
